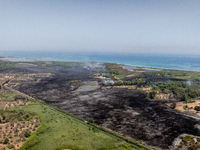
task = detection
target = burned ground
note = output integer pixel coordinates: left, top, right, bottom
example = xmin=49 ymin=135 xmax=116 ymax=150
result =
xmin=49 ymin=89 xmax=200 ymax=148
xmin=7 ymin=66 xmax=200 ymax=149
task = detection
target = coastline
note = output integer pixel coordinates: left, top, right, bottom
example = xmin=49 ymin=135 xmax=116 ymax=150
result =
xmin=0 ymin=55 xmax=200 ymax=72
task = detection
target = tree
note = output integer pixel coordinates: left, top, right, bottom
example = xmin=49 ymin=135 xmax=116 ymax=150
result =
xmin=181 ymin=93 xmax=188 ymax=101
xmin=88 ymin=118 xmax=93 ymax=123
xmin=195 ymin=106 xmax=200 ymax=111
xmin=24 ymin=130 xmax=31 ymax=137
xmin=3 ymin=138 xmax=9 ymax=144
xmin=149 ymin=91 xmax=157 ymax=99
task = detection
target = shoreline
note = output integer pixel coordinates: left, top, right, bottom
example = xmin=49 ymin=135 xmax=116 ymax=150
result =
xmin=0 ymin=55 xmax=200 ymax=72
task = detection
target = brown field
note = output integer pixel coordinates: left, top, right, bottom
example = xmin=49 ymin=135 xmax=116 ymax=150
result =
xmin=0 ymin=95 xmax=40 ymax=150
xmin=175 ymin=100 xmax=200 ymax=116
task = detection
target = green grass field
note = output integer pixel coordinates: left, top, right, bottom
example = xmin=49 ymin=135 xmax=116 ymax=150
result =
xmin=104 ymin=63 xmax=129 ymax=80
xmin=0 ymin=91 xmax=18 ymax=101
xmin=9 ymin=100 xmax=145 ymax=150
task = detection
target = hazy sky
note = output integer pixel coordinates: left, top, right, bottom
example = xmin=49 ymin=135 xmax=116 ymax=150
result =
xmin=0 ymin=0 xmax=200 ymax=54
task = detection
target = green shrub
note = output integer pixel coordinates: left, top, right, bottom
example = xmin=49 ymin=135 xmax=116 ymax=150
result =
xmin=19 ymin=135 xmax=40 ymax=150
xmin=183 ymin=105 xmax=188 ymax=110
xmin=24 ymin=114 xmax=29 ymax=120
xmin=3 ymin=138 xmax=9 ymax=144
xmin=18 ymin=111 xmax=24 ymax=116
xmin=36 ymin=123 xmax=48 ymax=135
xmin=88 ymin=118 xmax=93 ymax=123
xmin=163 ymin=89 xmax=170 ymax=94
xmin=92 ymin=127 xmax=99 ymax=133
xmin=194 ymin=106 xmax=200 ymax=111
xmin=182 ymin=136 xmax=193 ymax=142
xmin=152 ymin=86 xmax=160 ymax=91
xmin=181 ymin=94 xmax=188 ymax=101
xmin=7 ymin=144 xmax=15 ymax=149
xmin=122 ymin=143 xmax=131 ymax=148
xmin=184 ymin=100 xmax=195 ymax=104
xmin=25 ymin=130 xmax=31 ymax=137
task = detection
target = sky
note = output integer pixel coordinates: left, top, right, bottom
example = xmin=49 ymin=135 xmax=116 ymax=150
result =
xmin=0 ymin=0 xmax=200 ymax=54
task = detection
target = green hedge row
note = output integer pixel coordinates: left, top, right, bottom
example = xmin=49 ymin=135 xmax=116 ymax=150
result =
xmin=19 ymin=135 xmax=41 ymax=150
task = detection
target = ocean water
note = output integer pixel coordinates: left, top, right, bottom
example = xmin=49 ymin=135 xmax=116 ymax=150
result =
xmin=0 ymin=51 xmax=200 ymax=72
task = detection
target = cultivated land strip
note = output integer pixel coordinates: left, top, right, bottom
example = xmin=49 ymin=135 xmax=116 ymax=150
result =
xmin=2 ymin=81 xmax=151 ymax=150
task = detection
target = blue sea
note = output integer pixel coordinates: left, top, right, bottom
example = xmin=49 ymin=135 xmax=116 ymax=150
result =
xmin=1 ymin=51 xmax=200 ymax=72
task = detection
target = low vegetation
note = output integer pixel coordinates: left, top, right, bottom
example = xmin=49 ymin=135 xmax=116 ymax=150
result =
xmin=194 ymin=106 xmax=200 ymax=111
xmin=0 ymin=59 xmax=86 ymax=70
xmin=100 ymin=64 xmax=200 ymax=103
xmin=177 ymin=135 xmax=200 ymax=150
xmin=0 ymin=91 xmax=19 ymax=102
xmin=147 ymin=70 xmax=200 ymax=80
xmin=113 ymin=78 xmax=150 ymax=87
xmin=146 ymin=81 xmax=200 ymax=100
xmin=98 ymin=63 xmax=129 ymax=80
xmin=0 ymin=60 xmax=17 ymax=70
xmin=28 ymin=61 xmax=86 ymax=68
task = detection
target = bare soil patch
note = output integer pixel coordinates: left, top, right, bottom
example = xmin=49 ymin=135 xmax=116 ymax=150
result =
xmin=175 ymin=100 xmax=200 ymax=115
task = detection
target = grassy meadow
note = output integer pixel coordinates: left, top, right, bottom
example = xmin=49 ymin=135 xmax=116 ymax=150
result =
xmin=9 ymin=100 xmax=146 ymax=150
